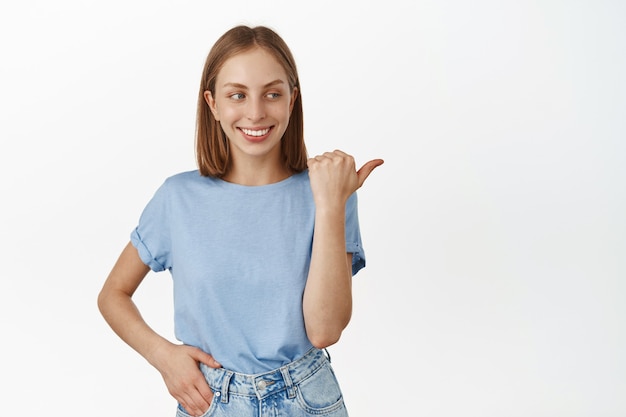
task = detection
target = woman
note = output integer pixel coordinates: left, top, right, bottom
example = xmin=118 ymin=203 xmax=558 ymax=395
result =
xmin=98 ymin=25 xmax=383 ymax=416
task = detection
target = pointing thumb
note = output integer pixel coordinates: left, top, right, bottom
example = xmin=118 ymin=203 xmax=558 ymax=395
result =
xmin=356 ymin=159 xmax=384 ymax=189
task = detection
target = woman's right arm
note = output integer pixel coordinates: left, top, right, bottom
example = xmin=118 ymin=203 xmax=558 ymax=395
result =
xmin=97 ymin=241 xmax=220 ymax=416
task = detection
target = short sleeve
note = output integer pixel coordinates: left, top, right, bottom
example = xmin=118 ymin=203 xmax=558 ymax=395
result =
xmin=130 ymin=179 xmax=172 ymax=272
xmin=345 ymin=192 xmax=366 ymax=275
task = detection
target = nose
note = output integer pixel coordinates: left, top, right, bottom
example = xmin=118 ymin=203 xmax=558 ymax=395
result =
xmin=246 ymin=97 xmax=266 ymax=121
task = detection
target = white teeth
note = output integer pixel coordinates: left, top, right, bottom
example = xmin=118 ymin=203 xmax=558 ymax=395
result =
xmin=241 ymin=128 xmax=270 ymax=137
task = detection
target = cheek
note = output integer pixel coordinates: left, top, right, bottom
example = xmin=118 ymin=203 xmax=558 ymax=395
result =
xmin=272 ymin=103 xmax=293 ymax=120
xmin=216 ymin=106 xmax=239 ymax=122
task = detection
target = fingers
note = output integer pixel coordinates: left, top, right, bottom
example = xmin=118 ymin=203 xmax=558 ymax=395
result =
xmin=180 ymin=373 xmax=214 ymax=416
xmin=356 ymin=159 xmax=384 ymax=188
xmin=163 ymin=346 xmax=219 ymax=416
xmin=308 ymin=149 xmax=352 ymax=167
xmin=172 ymin=373 xmax=213 ymax=417
xmin=181 ymin=380 xmax=214 ymax=417
xmin=307 ymin=150 xmax=382 ymax=208
xmin=189 ymin=347 xmax=222 ymax=369
xmin=308 ymin=149 xmax=383 ymax=188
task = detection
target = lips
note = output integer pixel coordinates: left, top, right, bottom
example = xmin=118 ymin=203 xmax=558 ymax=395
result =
xmin=240 ymin=127 xmax=271 ymax=137
xmin=238 ymin=126 xmax=274 ymax=143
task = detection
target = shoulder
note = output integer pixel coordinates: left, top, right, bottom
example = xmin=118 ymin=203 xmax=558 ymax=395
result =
xmin=284 ymin=170 xmax=312 ymax=198
xmin=163 ymin=169 xmax=204 ymax=185
xmin=160 ymin=170 xmax=221 ymax=191
xmin=291 ymin=169 xmax=310 ymax=185
xmin=147 ymin=170 xmax=216 ymax=202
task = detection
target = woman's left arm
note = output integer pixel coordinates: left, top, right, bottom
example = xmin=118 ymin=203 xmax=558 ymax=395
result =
xmin=303 ymin=150 xmax=383 ymax=348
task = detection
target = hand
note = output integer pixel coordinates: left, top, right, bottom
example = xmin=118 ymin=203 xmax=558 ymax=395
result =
xmin=152 ymin=343 xmax=221 ymax=416
xmin=307 ymin=150 xmax=383 ymax=208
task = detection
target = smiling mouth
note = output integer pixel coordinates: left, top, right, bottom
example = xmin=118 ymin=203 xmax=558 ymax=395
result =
xmin=240 ymin=127 xmax=271 ymax=137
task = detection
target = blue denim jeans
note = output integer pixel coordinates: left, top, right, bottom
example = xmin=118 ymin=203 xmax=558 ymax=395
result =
xmin=176 ymin=348 xmax=348 ymax=417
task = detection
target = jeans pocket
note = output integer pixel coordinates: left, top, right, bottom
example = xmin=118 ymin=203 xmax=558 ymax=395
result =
xmin=176 ymin=398 xmax=217 ymax=417
xmin=295 ymin=363 xmax=346 ymax=414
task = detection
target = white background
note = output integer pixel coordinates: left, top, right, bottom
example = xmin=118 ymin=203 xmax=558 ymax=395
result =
xmin=1 ymin=1 xmax=624 ymax=416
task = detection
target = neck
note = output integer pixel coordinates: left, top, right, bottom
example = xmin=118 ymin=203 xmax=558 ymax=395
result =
xmin=223 ymin=160 xmax=293 ymax=186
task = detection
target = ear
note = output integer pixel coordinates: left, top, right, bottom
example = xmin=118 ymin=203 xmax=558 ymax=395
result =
xmin=204 ymin=90 xmax=220 ymax=121
xmin=289 ymin=87 xmax=298 ymax=113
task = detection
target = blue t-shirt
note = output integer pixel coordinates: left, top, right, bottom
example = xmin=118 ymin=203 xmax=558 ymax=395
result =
xmin=131 ymin=169 xmax=365 ymax=374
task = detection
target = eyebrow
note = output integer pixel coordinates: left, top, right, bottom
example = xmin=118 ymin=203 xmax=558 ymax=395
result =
xmin=221 ymin=79 xmax=286 ymax=89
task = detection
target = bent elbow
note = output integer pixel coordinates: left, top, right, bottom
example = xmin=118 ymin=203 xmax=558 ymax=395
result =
xmin=308 ymin=330 xmax=342 ymax=349
xmin=305 ymin=312 xmax=351 ymax=349
xmin=96 ymin=289 xmax=106 ymax=313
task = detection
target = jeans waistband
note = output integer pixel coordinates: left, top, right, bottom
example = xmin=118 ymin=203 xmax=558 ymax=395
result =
xmin=199 ymin=348 xmax=328 ymax=402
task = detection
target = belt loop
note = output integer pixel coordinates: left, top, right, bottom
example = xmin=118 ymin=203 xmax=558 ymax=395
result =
xmin=280 ymin=367 xmax=296 ymax=399
xmin=220 ymin=371 xmax=233 ymax=403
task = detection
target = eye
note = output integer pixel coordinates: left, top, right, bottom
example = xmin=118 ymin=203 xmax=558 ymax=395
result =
xmin=266 ymin=92 xmax=281 ymax=99
xmin=229 ymin=93 xmax=245 ymax=100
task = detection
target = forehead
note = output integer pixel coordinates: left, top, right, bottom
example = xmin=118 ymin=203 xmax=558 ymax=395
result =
xmin=216 ymin=47 xmax=288 ymax=87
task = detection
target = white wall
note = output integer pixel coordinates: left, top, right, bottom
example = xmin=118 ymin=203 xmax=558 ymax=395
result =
xmin=1 ymin=1 xmax=624 ymax=415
